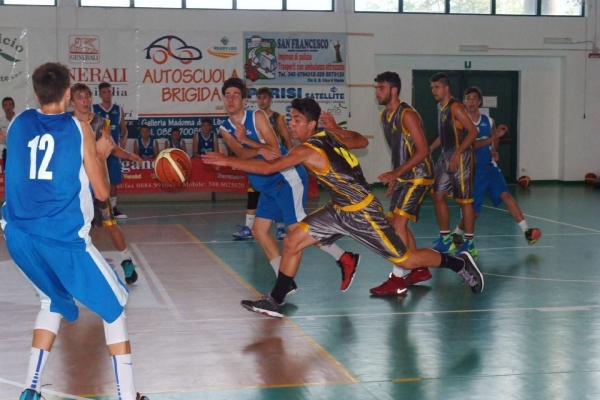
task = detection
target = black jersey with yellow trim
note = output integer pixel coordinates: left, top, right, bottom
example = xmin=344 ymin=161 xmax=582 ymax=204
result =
xmin=438 ymin=97 xmax=468 ymax=154
xmin=70 ymin=111 xmax=109 ymax=141
xmin=268 ymin=111 xmax=286 ymax=145
xmin=301 ymin=130 xmax=371 ymax=208
xmin=380 ymin=102 xmax=433 ymax=181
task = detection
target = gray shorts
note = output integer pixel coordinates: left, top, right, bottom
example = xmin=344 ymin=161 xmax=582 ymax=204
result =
xmin=432 ymin=152 xmax=474 ymax=203
xmin=389 ymin=179 xmax=433 ymax=222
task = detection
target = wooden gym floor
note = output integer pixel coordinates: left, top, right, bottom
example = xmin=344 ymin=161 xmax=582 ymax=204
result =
xmin=1 ymin=183 xmax=600 ymax=400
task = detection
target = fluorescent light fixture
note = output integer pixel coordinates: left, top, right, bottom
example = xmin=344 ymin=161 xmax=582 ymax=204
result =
xmin=543 ymin=37 xmax=572 ymax=44
xmin=459 ymin=45 xmax=489 ymax=52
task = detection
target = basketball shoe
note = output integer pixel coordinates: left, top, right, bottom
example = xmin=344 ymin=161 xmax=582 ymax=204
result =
xmin=286 ymin=279 xmax=298 ymax=296
xmin=370 ymin=274 xmax=408 ymax=296
xmin=276 ymin=226 xmax=287 ymax=240
xmin=241 ymin=293 xmax=284 ymax=318
xmin=456 ymin=251 xmax=484 ymax=294
xmin=233 ymin=225 xmax=253 ymax=239
xmin=137 ymin=393 xmax=150 ymax=400
xmin=432 ymin=233 xmax=456 ymax=253
xmin=525 ymin=228 xmax=542 ymax=245
xmin=113 ymin=206 xmax=127 ymax=219
xmin=337 ymin=252 xmax=360 ymax=291
xmin=403 ymin=267 xmax=432 ymax=287
xmin=19 ymin=389 xmax=41 ymax=400
xmin=121 ymin=259 xmax=138 ymax=284
xmin=454 ymin=239 xmax=477 ymax=258
xmin=451 ymin=232 xmax=464 ymax=246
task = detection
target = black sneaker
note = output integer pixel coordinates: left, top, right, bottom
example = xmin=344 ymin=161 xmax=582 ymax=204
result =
xmin=113 ymin=206 xmax=127 ymax=219
xmin=456 ymin=251 xmax=484 ymax=294
xmin=137 ymin=394 xmax=150 ymax=400
xmin=241 ymin=293 xmax=284 ymax=318
xmin=121 ymin=259 xmax=138 ymax=284
xmin=286 ymin=279 xmax=298 ymax=296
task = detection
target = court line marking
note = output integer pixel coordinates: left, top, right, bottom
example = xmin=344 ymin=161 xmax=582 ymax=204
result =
xmin=482 ymin=205 xmax=600 ymax=233
xmin=0 ymin=377 xmax=89 ymax=400
xmin=484 ymin=273 xmax=600 ymax=283
xmin=130 ymin=243 xmax=184 ymax=322
xmin=176 ymin=224 xmax=360 ymax=385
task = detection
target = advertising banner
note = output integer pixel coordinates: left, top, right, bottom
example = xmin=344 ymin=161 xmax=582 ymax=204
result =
xmin=243 ymin=32 xmax=346 ymax=85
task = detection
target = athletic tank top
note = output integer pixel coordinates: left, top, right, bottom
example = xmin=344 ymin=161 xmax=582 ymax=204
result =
xmin=438 ymin=98 xmax=469 ymax=155
xmin=380 ymin=102 xmax=433 ymax=181
xmin=473 ymin=114 xmax=494 ymax=169
xmin=1 ymin=109 xmax=93 ymax=251
xmin=93 ymin=103 xmax=121 ymax=144
xmin=220 ymin=110 xmax=303 ymax=192
xmin=302 ymin=130 xmax=371 ymax=208
xmin=197 ymin=132 xmax=216 ymax=154
xmin=137 ymin=137 xmax=155 ymax=158
xmin=70 ymin=112 xmax=109 ymax=141
xmin=268 ymin=111 xmax=286 ymax=145
xmin=168 ymin=137 xmax=183 ymax=150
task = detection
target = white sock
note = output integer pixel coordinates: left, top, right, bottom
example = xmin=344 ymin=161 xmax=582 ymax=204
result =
xmin=110 ymin=197 xmax=117 ymax=209
xmin=246 ymin=214 xmax=255 ymax=229
xmin=392 ymin=266 xmax=408 ymax=278
xmin=518 ymin=220 xmax=529 ymax=233
xmin=270 ymin=256 xmax=281 ymax=276
xmin=454 ymin=226 xmax=464 ymax=235
xmin=25 ymin=348 xmax=49 ymax=391
xmin=120 ymin=249 xmax=131 ymax=263
xmin=319 ymin=244 xmax=345 ymax=260
xmin=111 ymin=354 xmax=137 ymax=400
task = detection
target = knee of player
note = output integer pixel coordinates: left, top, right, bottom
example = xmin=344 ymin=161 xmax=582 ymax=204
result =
xmin=500 ymin=191 xmax=513 ymax=201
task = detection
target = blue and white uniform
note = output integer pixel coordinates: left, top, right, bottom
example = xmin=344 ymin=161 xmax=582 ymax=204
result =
xmin=168 ymin=137 xmax=184 ymax=150
xmin=197 ymin=131 xmax=216 ymax=154
xmin=220 ymin=110 xmax=308 ymax=225
xmin=1 ymin=109 xmax=128 ymax=323
xmin=137 ymin=137 xmax=155 ymax=158
xmin=93 ymin=103 xmax=123 ymax=184
xmin=473 ymin=113 xmax=508 ymax=214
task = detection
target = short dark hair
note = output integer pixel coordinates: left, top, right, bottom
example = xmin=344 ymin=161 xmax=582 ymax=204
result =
xmin=1 ymin=97 xmax=14 ymax=107
xmin=201 ymin=118 xmax=212 ymax=125
xmin=71 ymin=83 xmax=92 ymax=97
xmin=430 ymin=72 xmax=450 ymax=87
xmin=256 ymin=87 xmax=273 ymax=98
xmin=32 ymin=62 xmax=71 ymax=106
xmin=140 ymin=124 xmax=149 ymax=130
xmin=464 ymin=86 xmax=483 ymax=100
xmin=374 ymin=71 xmax=401 ymax=94
xmin=171 ymin=128 xmax=180 ymax=133
xmin=98 ymin=82 xmax=111 ymax=91
xmin=222 ymin=77 xmax=248 ymax=98
xmin=291 ymin=98 xmax=321 ymax=125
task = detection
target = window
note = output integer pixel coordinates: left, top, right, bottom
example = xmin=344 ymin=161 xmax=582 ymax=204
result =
xmin=80 ymin=0 xmax=333 ymax=10
xmin=2 ymin=0 xmax=55 ymax=4
xmin=355 ymin=0 xmax=584 ymax=15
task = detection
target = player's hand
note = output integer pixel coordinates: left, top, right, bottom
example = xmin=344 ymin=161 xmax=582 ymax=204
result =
xmin=491 ymin=150 xmax=500 ymax=162
xmin=378 ymin=170 xmax=399 ymax=185
xmin=96 ymin=134 xmax=113 ymax=159
xmin=258 ymin=147 xmax=280 ymax=160
xmin=496 ymin=124 xmax=508 ymax=138
xmin=448 ymin=153 xmax=459 ymax=172
xmin=201 ymin=152 xmax=230 ymax=166
xmin=130 ymin=154 xmax=143 ymax=164
xmin=235 ymin=123 xmax=248 ymax=144
xmin=319 ymin=112 xmax=340 ymax=131
xmin=385 ymin=180 xmax=396 ymax=197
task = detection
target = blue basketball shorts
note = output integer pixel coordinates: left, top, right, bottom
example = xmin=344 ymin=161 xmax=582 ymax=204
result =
xmin=255 ymin=171 xmax=307 ymax=226
xmin=107 ymin=154 xmax=122 ymax=184
xmin=473 ymin=164 xmax=509 ymax=214
xmin=4 ymin=225 xmax=129 ymax=323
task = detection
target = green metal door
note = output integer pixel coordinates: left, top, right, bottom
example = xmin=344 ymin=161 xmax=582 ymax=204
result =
xmin=412 ymin=70 xmax=519 ymax=182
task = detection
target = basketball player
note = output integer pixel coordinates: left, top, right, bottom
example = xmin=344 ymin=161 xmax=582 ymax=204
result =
xmin=71 ymin=83 xmax=142 ymax=284
xmin=134 ymin=124 xmax=158 ymax=159
xmin=451 ymin=87 xmax=542 ymax=245
xmin=2 ymin=62 xmax=148 ymax=400
xmin=164 ymin=127 xmax=187 ymax=153
xmin=218 ymin=78 xmax=359 ymax=294
xmin=370 ymin=72 xmax=435 ymax=296
xmin=0 ymin=96 xmax=15 ymax=170
xmin=93 ymin=81 xmax=128 ymax=219
xmin=429 ymin=72 xmax=479 ymax=257
xmin=203 ymin=98 xmax=483 ymax=318
xmin=192 ymin=118 xmax=220 ymax=157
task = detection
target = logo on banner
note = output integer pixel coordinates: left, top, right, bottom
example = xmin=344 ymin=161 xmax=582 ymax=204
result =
xmin=68 ymin=35 xmax=100 ymax=63
xmin=244 ymin=35 xmax=277 ymax=82
xmin=0 ymin=31 xmax=25 ymax=84
xmin=207 ymin=36 xmax=239 ymax=59
xmin=144 ymin=35 xmax=203 ymax=65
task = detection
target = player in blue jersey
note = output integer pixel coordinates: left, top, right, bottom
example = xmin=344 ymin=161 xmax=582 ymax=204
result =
xmin=192 ymin=118 xmax=220 ymax=157
xmin=203 ymin=98 xmax=483 ymax=318
xmin=134 ymin=124 xmax=159 ymax=159
xmin=2 ymin=62 xmax=148 ymax=400
xmin=219 ymin=78 xmax=359 ymax=294
xmin=164 ymin=127 xmax=188 ymax=153
xmin=451 ymin=87 xmax=542 ymax=245
xmin=94 ymin=81 xmax=128 ymax=219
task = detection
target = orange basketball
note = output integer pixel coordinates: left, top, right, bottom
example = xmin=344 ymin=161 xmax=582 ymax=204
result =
xmin=518 ymin=175 xmax=531 ymax=189
xmin=154 ymin=148 xmax=191 ymax=185
xmin=585 ymin=173 xmax=597 ymax=185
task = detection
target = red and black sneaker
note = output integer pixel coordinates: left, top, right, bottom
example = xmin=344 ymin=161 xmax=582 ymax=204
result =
xmin=369 ymin=274 xmax=408 ymax=296
xmin=337 ymin=252 xmax=360 ymax=292
xmin=403 ymin=267 xmax=432 ymax=287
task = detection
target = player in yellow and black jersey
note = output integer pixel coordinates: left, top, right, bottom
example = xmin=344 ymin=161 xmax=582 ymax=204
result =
xmin=371 ymin=71 xmax=435 ymax=296
xmin=203 ymin=98 xmax=484 ymax=318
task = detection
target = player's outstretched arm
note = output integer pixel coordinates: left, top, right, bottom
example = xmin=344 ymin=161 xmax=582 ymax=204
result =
xmin=82 ymin=122 xmax=111 ymax=200
xmin=319 ymin=112 xmax=368 ymax=150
